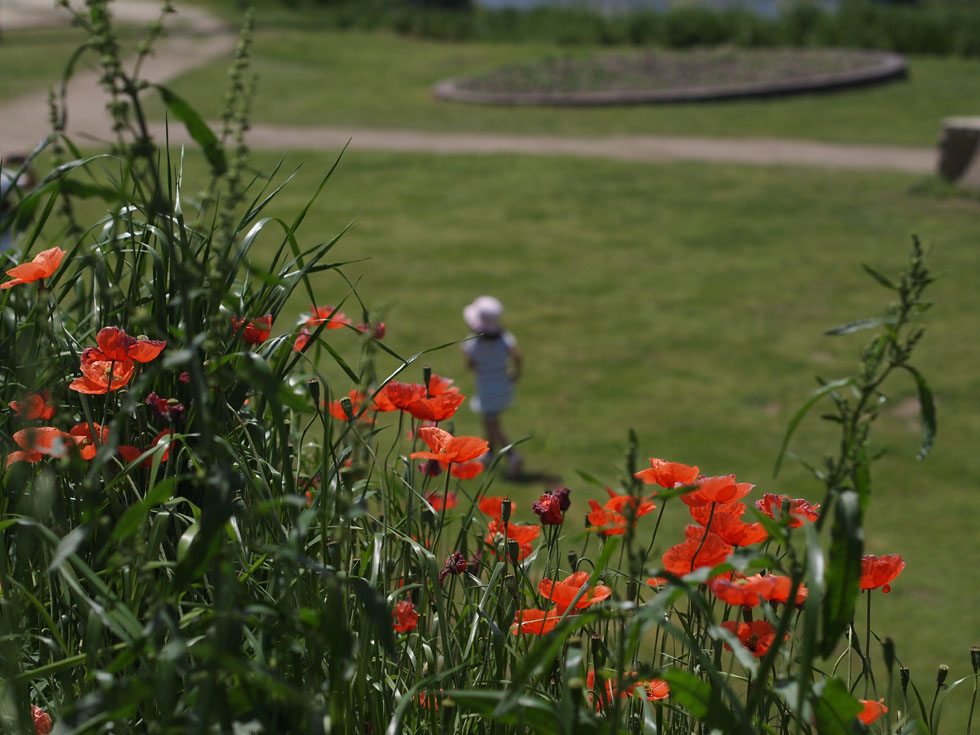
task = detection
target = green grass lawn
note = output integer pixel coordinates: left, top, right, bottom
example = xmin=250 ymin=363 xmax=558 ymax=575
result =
xmin=149 ymin=147 xmax=980 ymax=728
xmin=148 ymin=22 xmax=980 ymax=146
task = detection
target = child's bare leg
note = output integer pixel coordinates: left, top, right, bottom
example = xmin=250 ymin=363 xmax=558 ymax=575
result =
xmin=483 ymin=414 xmax=508 ymax=455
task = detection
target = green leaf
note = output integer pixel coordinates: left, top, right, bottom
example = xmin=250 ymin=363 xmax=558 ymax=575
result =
xmin=48 ymin=525 xmax=89 ymax=573
xmin=820 ymin=490 xmax=863 ymax=657
xmin=898 ymin=364 xmax=937 ymax=460
xmin=774 ymin=377 xmax=852 ymax=477
xmin=155 ymin=85 xmax=226 ymax=174
xmin=450 ymin=691 xmax=573 ymax=732
xmin=862 ymin=263 xmax=898 ymax=291
xmin=812 ymin=678 xmax=861 ymax=735
xmin=661 ymin=669 xmax=711 ymax=719
xmin=824 ymin=316 xmax=895 ymax=336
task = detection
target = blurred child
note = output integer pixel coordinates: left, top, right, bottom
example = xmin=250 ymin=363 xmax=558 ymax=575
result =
xmin=462 ymin=295 xmax=523 ymax=479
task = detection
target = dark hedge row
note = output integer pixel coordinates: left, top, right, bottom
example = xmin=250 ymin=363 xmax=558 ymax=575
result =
xmin=297 ymin=0 xmax=980 ymax=56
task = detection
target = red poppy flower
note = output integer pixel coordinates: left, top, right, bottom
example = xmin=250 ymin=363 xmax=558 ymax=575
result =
xmin=293 ymin=327 xmax=311 ymax=352
xmin=640 ymin=679 xmax=670 ymax=702
xmin=688 ymin=502 xmax=767 ymax=547
xmin=603 ymin=487 xmax=657 ymax=517
xmin=427 ymin=374 xmax=458 ymax=396
xmin=381 ymin=381 xmax=427 ymax=410
xmin=327 ymin=389 xmax=367 ymax=420
xmin=69 ymin=422 xmax=108 ymax=460
xmin=586 ymin=671 xmax=666 ymax=708
xmin=709 ymin=575 xmax=764 ymax=607
xmin=1 ymin=247 xmax=65 ymax=289
xmin=356 ymin=321 xmax=386 ymax=339
xmin=510 ymin=608 xmax=562 ymax=635
xmin=307 ymin=304 xmax=351 ymax=329
xmin=478 ymin=496 xmax=513 ymax=520
xmin=308 ymin=305 xmax=350 ymax=329
xmin=485 ymin=519 xmax=539 ymax=560
xmin=634 ymin=457 xmax=700 ymax=488
xmin=118 ymin=429 xmax=175 ymax=467
xmin=5 ymin=450 xmax=42 ymax=468
xmin=410 ymin=427 xmax=488 ymax=465
xmin=9 ymin=391 xmax=56 ymax=420
xmin=538 ymin=571 xmax=611 ymax=613
xmin=406 ymin=392 xmax=465 ymax=422
xmin=69 ymin=355 xmax=136 ymax=394
xmin=646 ymin=576 xmax=669 ymax=588
xmin=393 ymin=600 xmax=419 ymax=633
xmin=681 ymin=475 xmax=754 ymax=508
xmin=32 ymin=705 xmax=52 ymax=735
xmin=425 ymin=491 xmax=457 ymax=512
xmin=13 ymin=426 xmax=74 ymax=457
xmin=858 ymin=699 xmax=887 ymax=725
xmin=86 ymin=327 xmax=166 ymax=363
xmin=755 ymin=493 xmax=820 ymax=527
xmin=662 ymin=532 xmax=732 ymax=576
xmin=720 ymin=620 xmax=780 ymax=658
xmin=757 ymin=574 xmax=808 ymax=605
xmin=451 ymin=461 xmax=483 ymax=479
xmin=532 ymin=493 xmax=564 ymax=525
xmin=587 ymin=670 xmax=630 ymax=708
xmin=231 ymin=315 xmax=272 ymax=344
xmin=860 ymin=554 xmax=905 ymax=593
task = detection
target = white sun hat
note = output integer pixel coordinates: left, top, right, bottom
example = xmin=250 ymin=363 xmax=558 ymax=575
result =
xmin=463 ymin=295 xmax=504 ymax=333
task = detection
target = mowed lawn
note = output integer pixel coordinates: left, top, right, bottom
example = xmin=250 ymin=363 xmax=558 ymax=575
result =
xmin=147 ymin=22 xmax=980 ymax=146
xmin=157 ymin=147 xmax=980 ymax=726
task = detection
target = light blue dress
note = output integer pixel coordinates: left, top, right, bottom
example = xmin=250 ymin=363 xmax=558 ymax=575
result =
xmin=463 ymin=332 xmax=517 ymax=417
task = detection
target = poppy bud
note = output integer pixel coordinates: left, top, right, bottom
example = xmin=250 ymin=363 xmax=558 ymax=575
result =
xmin=567 ymin=551 xmax=578 ymax=568
xmin=882 ymin=637 xmax=895 ymax=674
xmin=500 ymin=499 xmax=512 ymax=526
xmin=423 ymin=366 xmax=432 ymax=397
xmin=900 ymin=666 xmax=910 ymax=696
xmin=307 ymin=379 xmax=320 ymax=406
xmin=937 ymin=664 xmax=949 ymax=687
xmin=504 ymin=573 xmax=518 ymax=600
xmin=340 ymin=396 xmax=354 ymax=421
xmin=971 ymin=646 xmax=980 ymax=675
xmin=507 ymin=539 xmax=520 ymax=566
xmin=626 ymin=580 xmax=638 ymax=602
xmin=552 ymin=487 xmax=572 ymax=511
xmin=591 ymin=634 xmax=606 ymax=667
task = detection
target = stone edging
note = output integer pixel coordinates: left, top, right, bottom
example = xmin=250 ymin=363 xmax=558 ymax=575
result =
xmin=432 ymin=50 xmax=907 ymax=106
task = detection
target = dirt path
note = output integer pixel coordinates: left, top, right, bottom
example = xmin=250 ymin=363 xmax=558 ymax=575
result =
xmin=2 ymin=0 xmax=937 ymax=173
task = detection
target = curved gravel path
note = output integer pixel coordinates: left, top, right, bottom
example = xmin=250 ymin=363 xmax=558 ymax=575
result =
xmin=1 ymin=0 xmax=937 ymax=173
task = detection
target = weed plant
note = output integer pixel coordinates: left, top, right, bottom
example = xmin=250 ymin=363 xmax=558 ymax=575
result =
xmin=1 ymin=3 xmax=978 ymax=733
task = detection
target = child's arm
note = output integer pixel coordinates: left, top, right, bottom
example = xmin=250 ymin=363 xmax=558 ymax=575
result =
xmin=509 ymin=347 xmax=522 ymax=383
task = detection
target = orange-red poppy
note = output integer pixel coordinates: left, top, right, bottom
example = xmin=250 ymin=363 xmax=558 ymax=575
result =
xmin=755 ymin=493 xmax=820 ymax=527
xmin=5 ymin=449 xmax=42 ymax=468
xmin=709 ymin=575 xmax=764 ymax=607
xmin=757 ymin=574 xmax=808 ymax=605
xmin=69 ymin=355 xmax=136 ymax=394
xmin=485 ymin=519 xmax=539 ymax=560
xmin=603 ymin=486 xmax=657 ymax=517
xmin=381 ymin=380 xmax=427 ymax=410
xmin=425 ymin=491 xmax=457 ymax=512
xmin=858 ymin=699 xmax=887 ymax=725
xmin=327 ymin=389 xmax=367 ymax=420
xmin=118 ymin=429 xmax=175 ymax=467
xmin=13 ymin=426 xmax=74 ymax=457
xmin=393 ymin=600 xmax=419 ymax=633
xmin=681 ymin=475 xmax=754 ymax=508
xmin=510 ymin=608 xmax=563 ymax=635
xmin=86 ymin=327 xmax=166 ymax=363
xmin=634 ymin=457 xmax=700 ymax=488
xmin=307 ymin=304 xmax=351 ymax=329
xmin=69 ymin=422 xmax=108 ymax=460
xmin=9 ymin=391 xmax=56 ymax=420
xmin=860 ymin=554 xmax=905 ymax=593
xmin=1 ymin=247 xmax=65 ymax=289
xmin=662 ymin=532 xmax=732 ymax=576
xmin=640 ymin=679 xmax=670 ymax=702
xmin=406 ymin=392 xmax=465 ymax=422
xmin=586 ymin=489 xmax=655 ymax=536
xmin=451 ymin=461 xmax=484 ymax=480
xmin=410 ymin=427 xmax=488 ymax=465
xmin=688 ymin=502 xmax=767 ymax=547
xmin=427 ymin=374 xmax=458 ymax=396
xmin=720 ymin=620 xmax=781 ymax=658
xmin=231 ymin=315 xmax=272 ymax=344
xmin=293 ymin=327 xmax=311 ymax=352
xmin=538 ymin=571 xmax=611 ymax=613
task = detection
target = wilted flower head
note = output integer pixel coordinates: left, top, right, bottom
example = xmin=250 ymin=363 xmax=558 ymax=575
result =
xmin=532 ymin=493 xmax=564 ymax=525
xmin=439 ymin=551 xmax=467 ymax=583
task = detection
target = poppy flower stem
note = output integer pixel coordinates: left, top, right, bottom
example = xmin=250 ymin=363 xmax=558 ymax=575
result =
xmin=691 ymin=502 xmax=718 ymax=573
